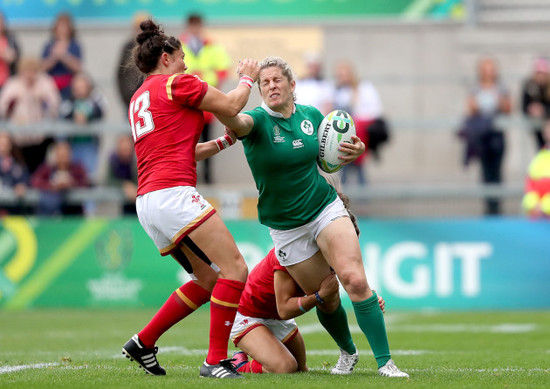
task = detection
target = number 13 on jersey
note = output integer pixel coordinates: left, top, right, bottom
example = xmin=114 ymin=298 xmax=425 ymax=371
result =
xmin=129 ymin=91 xmax=155 ymax=141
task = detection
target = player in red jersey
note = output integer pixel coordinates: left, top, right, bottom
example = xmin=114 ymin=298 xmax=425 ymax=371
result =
xmin=230 ymin=193 xmax=385 ymax=375
xmin=121 ymin=19 xmax=259 ymax=379
xmin=229 ymin=248 xmax=339 ymax=373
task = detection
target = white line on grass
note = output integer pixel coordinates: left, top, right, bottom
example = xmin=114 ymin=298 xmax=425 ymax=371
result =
xmin=156 ymin=348 xmax=432 ymax=357
xmin=301 ymin=349 xmax=433 ymax=356
xmin=335 ymin=367 xmax=549 ymax=373
xmin=0 ymin=363 xmax=58 ymax=374
xmin=391 ymin=323 xmax=537 ymax=333
xmin=2 ymin=363 xmax=547 ymax=375
xmin=298 ymin=323 xmax=537 ymax=335
xmin=160 ymin=346 xmax=207 ymax=355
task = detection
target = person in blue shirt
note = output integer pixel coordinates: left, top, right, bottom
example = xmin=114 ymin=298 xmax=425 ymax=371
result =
xmin=41 ymin=12 xmax=83 ymax=100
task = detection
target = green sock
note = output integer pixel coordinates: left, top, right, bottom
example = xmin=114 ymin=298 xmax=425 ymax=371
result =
xmin=352 ymin=292 xmax=391 ymax=368
xmin=316 ymin=303 xmax=356 ymax=355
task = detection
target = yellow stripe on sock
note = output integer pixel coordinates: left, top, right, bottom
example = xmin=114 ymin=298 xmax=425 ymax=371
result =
xmin=176 ymin=288 xmax=199 ymax=310
xmin=211 ymin=295 xmax=239 ymax=309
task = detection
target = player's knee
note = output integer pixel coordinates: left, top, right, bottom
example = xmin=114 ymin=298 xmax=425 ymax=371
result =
xmin=218 ymin=253 xmax=248 ymax=283
xmin=268 ymin=356 xmax=298 ymax=374
xmin=194 ymin=269 xmax=218 ymax=292
xmin=338 ymin=271 xmax=366 ymax=297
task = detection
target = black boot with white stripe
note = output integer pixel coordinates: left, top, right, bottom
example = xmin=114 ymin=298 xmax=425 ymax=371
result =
xmin=122 ymin=334 xmax=166 ymax=376
xmin=199 ymin=358 xmax=243 ymax=379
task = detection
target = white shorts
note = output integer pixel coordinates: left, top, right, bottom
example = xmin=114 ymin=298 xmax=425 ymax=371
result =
xmin=269 ymin=196 xmax=349 ymax=266
xmin=136 ymin=186 xmax=216 ymax=256
xmin=230 ymin=311 xmax=298 ymax=347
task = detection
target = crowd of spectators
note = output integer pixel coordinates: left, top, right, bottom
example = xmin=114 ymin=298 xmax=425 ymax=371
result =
xmin=0 ymin=11 xmax=113 ymax=217
xmin=0 ymin=11 xmax=548 ymax=218
xmin=295 ymin=56 xmax=391 ymax=187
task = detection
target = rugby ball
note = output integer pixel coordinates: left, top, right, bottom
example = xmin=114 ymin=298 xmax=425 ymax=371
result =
xmin=317 ymin=110 xmax=356 ymax=173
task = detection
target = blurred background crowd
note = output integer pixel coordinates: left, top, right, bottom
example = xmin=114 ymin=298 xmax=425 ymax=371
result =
xmin=0 ymin=0 xmax=549 ymax=219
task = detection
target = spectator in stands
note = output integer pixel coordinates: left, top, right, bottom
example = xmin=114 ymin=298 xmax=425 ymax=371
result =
xmin=31 ymin=140 xmax=89 ymax=216
xmin=0 ymin=57 xmax=60 ymax=173
xmin=179 ymin=13 xmax=230 ymax=184
xmin=521 ymin=56 xmax=550 ymax=151
xmin=0 ymin=11 xmax=20 ymax=91
xmin=522 ymin=119 xmax=550 ymax=218
xmin=60 ymin=72 xmax=104 ymax=182
xmin=295 ymin=52 xmax=333 ymax=115
xmin=331 ymin=60 xmax=390 ymax=185
xmin=41 ymin=12 xmax=82 ymax=100
xmin=107 ymin=135 xmax=137 ymax=215
xmin=460 ymin=55 xmax=512 ymax=216
xmin=116 ymin=11 xmax=149 ymax=110
xmin=0 ymin=130 xmax=28 ymax=215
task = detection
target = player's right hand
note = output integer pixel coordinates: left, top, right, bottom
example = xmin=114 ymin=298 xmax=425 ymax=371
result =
xmin=318 ymin=273 xmax=339 ymax=300
xmin=237 ymin=59 xmax=260 ymax=82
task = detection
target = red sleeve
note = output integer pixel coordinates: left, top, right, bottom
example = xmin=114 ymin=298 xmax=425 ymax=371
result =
xmin=168 ymin=74 xmax=208 ymax=108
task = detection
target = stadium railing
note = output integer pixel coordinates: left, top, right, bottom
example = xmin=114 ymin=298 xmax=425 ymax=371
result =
xmin=0 ymin=116 xmax=532 ymax=218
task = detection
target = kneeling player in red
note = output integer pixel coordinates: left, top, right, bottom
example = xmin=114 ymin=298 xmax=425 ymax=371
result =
xmin=230 ymin=248 xmax=386 ymax=374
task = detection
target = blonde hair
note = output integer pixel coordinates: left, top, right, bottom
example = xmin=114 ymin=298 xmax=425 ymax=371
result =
xmin=258 ymin=56 xmax=296 ymax=101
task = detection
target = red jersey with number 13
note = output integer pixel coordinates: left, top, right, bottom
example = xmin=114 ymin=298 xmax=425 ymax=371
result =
xmin=129 ymin=73 xmax=208 ymax=195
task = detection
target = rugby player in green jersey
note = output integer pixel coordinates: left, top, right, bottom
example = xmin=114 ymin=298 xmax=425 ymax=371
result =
xmin=215 ymin=57 xmax=408 ymax=378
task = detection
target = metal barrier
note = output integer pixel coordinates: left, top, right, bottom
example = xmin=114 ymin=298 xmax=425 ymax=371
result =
xmin=0 ymin=117 xmax=532 ymax=218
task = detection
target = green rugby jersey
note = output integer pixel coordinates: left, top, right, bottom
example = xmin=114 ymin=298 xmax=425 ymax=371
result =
xmin=242 ymin=103 xmax=337 ymax=230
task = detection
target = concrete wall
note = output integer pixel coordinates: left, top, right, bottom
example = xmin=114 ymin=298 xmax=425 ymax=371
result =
xmin=13 ymin=22 xmax=545 ymax=192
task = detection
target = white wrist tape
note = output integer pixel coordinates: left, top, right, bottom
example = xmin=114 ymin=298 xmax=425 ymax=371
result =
xmin=215 ymin=134 xmax=235 ymax=151
xmin=239 ymin=75 xmax=254 ymax=89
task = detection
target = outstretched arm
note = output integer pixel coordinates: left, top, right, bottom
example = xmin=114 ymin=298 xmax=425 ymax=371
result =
xmin=214 ymin=113 xmax=254 ymax=138
xmin=195 ymin=128 xmax=236 ymax=161
xmin=197 ymin=59 xmax=259 ymax=124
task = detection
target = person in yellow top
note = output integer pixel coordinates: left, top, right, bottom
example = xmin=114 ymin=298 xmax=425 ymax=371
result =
xmin=522 ymin=120 xmax=550 ymax=218
xmin=179 ymin=13 xmax=230 ymax=183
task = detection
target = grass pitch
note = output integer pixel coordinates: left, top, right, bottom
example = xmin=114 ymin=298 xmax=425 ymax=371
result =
xmin=1 ymin=309 xmax=549 ymax=388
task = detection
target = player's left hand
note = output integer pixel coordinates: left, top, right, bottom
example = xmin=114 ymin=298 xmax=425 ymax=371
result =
xmin=338 ymin=135 xmax=365 ymax=165
xmin=378 ymin=295 xmax=386 ymax=313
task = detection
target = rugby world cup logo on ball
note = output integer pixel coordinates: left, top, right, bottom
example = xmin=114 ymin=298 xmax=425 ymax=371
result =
xmin=317 ymin=110 xmax=356 ymax=173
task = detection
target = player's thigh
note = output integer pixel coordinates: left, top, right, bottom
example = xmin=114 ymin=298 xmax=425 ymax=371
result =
xmin=317 ymin=217 xmax=370 ymax=299
xmin=237 ymin=326 xmax=298 ymax=374
xmin=188 ymin=213 xmax=247 ymax=282
xmin=284 ymin=249 xmax=332 ymax=295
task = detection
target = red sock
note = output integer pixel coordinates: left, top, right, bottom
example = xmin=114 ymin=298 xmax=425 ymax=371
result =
xmin=138 ymin=281 xmax=211 ymax=348
xmin=206 ymin=278 xmax=245 ymax=365
xmin=237 ymin=360 xmax=263 ymax=373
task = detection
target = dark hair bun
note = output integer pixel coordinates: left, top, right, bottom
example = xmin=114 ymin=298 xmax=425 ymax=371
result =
xmin=136 ymin=19 xmax=161 ymax=45
xmin=132 ymin=18 xmax=179 ymax=74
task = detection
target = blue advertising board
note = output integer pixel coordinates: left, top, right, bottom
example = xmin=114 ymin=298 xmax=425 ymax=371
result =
xmin=0 ymin=217 xmax=548 ymax=310
xmin=354 ymin=218 xmax=550 ymax=310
